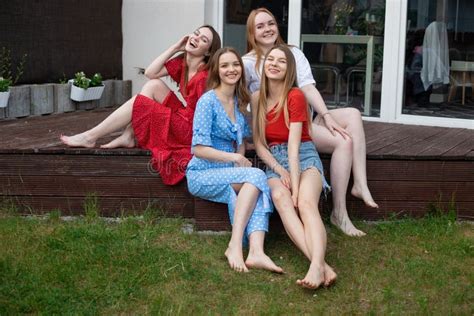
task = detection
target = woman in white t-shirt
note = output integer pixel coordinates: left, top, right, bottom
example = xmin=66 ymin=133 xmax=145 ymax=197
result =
xmin=243 ymin=8 xmax=378 ymax=238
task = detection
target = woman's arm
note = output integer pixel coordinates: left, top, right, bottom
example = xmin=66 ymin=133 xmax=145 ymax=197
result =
xmin=193 ymin=145 xmax=251 ymax=167
xmin=144 ymin=35 xmax=189 ymax=79
xmin=300 ymin=84 xmax=351 ymax=139
xmin=236 ymin=143 xmax=246 ymax=156
xmin=288 ymin=122 xmax=302 ymax=207
xmin=250 ymin=93 xmax=291 ymax=188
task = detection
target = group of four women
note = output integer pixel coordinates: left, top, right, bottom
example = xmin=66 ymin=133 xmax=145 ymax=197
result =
xmin=61 ymin=8 xmax=378 ymax=289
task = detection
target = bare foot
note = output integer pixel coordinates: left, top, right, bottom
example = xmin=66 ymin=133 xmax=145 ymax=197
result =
xmin=225 ymin=246 xmax=248 ymax=273
xmin=323 ymin=263 xmax=337 ymax=287
xmin=60 ymin=133 xmax=95 ymax=148
xmin=100 ymin=133 xmax=135 ymax=149
xmin=245 ymin=252 xmax=284 ymax=273
xmin=330 ymin=212 xmax=366 ymax=237
xmin=296 ymin=263 xmax=325 ymax=289
xmin=351 ymin=185 xmax=379 ymax=208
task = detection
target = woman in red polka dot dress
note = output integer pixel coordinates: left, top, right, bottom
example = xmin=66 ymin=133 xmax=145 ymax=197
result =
xmin=60 ymin=25 xmax=221 ymax=185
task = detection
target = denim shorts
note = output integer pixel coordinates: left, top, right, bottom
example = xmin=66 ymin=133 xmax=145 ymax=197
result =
xmin=265 ymin=141 xmax=330 ymax=193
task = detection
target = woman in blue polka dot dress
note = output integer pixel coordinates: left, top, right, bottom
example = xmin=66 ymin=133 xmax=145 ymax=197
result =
xmin=186 ymin=47 xmax=283 ymax=273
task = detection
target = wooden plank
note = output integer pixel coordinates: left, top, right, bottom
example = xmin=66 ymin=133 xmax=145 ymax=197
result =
xmin=363 ymin=121 xmax=397 ymax=136
xmin=362 ymin=180 xmax=473 ymax=201
xmin=395 ymin=127 xmax=465 ymax=157
xmin=419 ymin=128 xmax=474 ymax=156
xmin=366 ymin=125 xmax=421 ymax=155
xmin=370 ymin=126 xmax=444 ymax=156
xmin=366 ymin=124 xmax=408 ymax=148
xmin=0 ymin=154 xmax=156 ymax=176
xmin=443 ymin=132 xmax=474 ymax=157
xmin=1 ymin=175 xmax=194 ymax=199
xmin=363 ymin=160 xmax=474 ymax=181
xmin=8 ymin=196 xmax=193 ymax=218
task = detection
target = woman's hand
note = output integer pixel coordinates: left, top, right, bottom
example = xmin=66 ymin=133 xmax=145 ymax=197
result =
xmin=278 ymin=168 xmax=291 ymax=190
xmin=322 ymin=113 xmax=351 ymax=139
xmin=232 ymin=153 xmax=252 ymax=168
xmin=173 ymin=35 xmax=189 ymax=52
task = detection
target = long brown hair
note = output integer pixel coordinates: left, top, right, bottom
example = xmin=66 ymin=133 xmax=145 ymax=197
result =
xmin=246 ymin=8 xmax=285 ymax=73
xmin=207 ymin=47 xmax=250 ymax=113
xmin=255 ymin=44 xmax=304 ymax=148
xmin=181 ymin=25 xmax=221 ymax=95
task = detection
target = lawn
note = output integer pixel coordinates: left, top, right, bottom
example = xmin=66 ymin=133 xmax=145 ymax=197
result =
xmin=0 ymin=205 xmax=472 ymax=315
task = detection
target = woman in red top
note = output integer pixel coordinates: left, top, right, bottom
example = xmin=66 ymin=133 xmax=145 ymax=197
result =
xmin=60 ymin=25 xmax=221 ymax=184
xmin=252 ymin=45 xmax=336 ymax=289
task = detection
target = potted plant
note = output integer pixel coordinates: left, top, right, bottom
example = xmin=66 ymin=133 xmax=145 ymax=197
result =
xmin=70 ymin=71 xmax=104 ymax=102
xmin=0 ymin=77 xmax=12 ymax=108
xmin=0 ymin=47 xmax=27 ymax=108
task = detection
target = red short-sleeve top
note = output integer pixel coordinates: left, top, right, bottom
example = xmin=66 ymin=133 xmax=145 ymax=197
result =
xmin=265 ymin=88 xmax=312 ymax=146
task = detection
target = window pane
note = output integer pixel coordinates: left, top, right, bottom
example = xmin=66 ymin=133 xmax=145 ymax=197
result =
xmin=301 ymin=0 xmax=386 ymax=117
xmin=404 ymin=0 xmax=474 ymax=120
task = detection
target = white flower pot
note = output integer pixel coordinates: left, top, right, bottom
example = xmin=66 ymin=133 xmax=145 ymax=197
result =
xmin=0 ymin=90 xmax=10 ymax=108
xmin=69 ymin=80 xmax=104 ymax=102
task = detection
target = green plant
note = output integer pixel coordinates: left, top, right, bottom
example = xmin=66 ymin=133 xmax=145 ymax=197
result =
xmin=73 ymin=71 xmax=103 ymax=89
xmin=0 ymin=77 xmax=12 ymax=92
xmin=0 ymin=47 xmax=27 ymax=92
xmin=83 ymin=193 xmax=100 ymax=221
xmin=333 ymin=3 xmax=354 ymax=35
xmin=58 ymin=72 xmax=68 ymax=84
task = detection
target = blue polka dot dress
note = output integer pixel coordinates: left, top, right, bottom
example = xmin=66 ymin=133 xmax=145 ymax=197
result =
xmin=186 ymin=90 xmax=273 ymax=238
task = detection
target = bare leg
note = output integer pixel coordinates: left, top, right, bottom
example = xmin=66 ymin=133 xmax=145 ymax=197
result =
xmin=60 ymin=95 xmax=136 ymax=147
xmin=269 ymin=178 xmax=336 ymax=286
xmin=312 ymin=120 xmax=365 ymax=237
xmin=268 ymin=179 xmax=311 ymax=258
xmin=60 ymin=79 xmax=171 ymax=148
xmin=329 ymin=108 xmax=378 ymax=208
xmin=295 ymin=169 xmax=329 ymax=289
xmin=100 ymin=124 xmax=136 ymax=148
xmin=245 ymin=230 xmax=283 ymax=273
xmin=225 ymin=183 xmax=259 ymax=273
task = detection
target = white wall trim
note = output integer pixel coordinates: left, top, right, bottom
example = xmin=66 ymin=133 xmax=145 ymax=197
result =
xmin=287 ymin=0 xmax=302 ymax=46
xmin=204 ymin=0 xmax=224 ymax=38
xmin=379 ymin=0 xmax=404 ymax=122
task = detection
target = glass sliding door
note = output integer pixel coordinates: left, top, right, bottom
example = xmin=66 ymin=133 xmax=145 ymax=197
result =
xmin=300 ymin=0 xmax=386 ymax=117
xmin=403 ymin=0 xmax=474 ymax=120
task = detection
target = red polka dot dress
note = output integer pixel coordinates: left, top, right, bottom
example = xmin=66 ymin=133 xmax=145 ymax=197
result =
xmin=132 ymin=56 xmax=208 ymax=185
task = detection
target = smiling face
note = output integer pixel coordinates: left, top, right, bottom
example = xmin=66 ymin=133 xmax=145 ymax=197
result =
xmin=254 ymin=12 xmax=279 ymax=48
xmin=264 ymin=48 xmax=287 ymax=81
xmin=185 ymin=27 xmax=214 ymax=57
xmin=218 ymin=52 xmax=242 ymax=86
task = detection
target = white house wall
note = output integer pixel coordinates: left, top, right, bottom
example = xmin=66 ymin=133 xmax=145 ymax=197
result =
xmin=122 ymin=0 xmax=206 ymax=95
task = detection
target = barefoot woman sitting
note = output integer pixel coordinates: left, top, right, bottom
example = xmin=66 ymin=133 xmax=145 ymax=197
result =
xmin=61 ymin=25 xmax=221 ymax=185
xmin=186 ymin=47 xmax=282 ymax=273
xmin=252 ymin=45 xmax=336 ymax=289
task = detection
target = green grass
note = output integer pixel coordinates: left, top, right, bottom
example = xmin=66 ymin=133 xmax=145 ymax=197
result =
xmin=0 ymin=208 xmax=472 ymax=315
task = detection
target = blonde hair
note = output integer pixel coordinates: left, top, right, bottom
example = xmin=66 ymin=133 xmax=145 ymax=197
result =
xmin=207 ymin=47 xmax=250 ymax=113
xmin=246 ymin=8 xmax=285 ymax=74
xmin=255 ymin=45 xmax=311 ymax=148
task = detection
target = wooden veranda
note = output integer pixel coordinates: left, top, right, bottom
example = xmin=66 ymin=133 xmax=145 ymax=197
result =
xmin=0 ymin=108 xmax=472 ymax=230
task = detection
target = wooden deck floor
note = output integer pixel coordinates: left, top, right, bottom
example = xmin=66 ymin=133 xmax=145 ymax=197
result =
xmin=1 ymin=108 xmax=473 ymax=229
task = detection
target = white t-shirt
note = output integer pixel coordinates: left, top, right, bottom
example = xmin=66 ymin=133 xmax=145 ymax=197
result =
xmin=242 ymin=46 xmax=316 ymax=94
